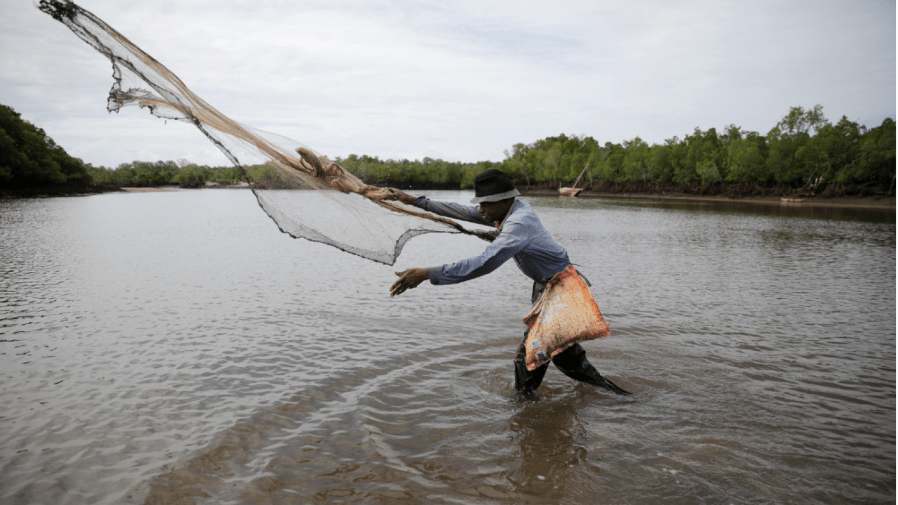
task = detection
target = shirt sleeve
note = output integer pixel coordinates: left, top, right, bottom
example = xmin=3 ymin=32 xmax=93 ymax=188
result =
xmin=413 ymin=196 xmax=492 ymax=226
xmin=428 ymin=219 xmax=529 ymax=285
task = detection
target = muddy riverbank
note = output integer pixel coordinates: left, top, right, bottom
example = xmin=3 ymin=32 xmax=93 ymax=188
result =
xmin=4 ymin=181 xmax=894 ymax=215
xmin=521 ymin=188 xmax=896 ymax=211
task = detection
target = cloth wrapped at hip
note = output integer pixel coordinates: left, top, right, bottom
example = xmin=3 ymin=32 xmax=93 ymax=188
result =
xmin=521 ymin=265 xmax=611 ymax=371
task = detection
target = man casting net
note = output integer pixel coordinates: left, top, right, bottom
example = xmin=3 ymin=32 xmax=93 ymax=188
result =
xmin=38 ymin=0 xmax=496 ymax=265
xmin=40 ymin=1 xmax=630 ymax=395
xmin=389 ymin=170 xmax=630 ymax=396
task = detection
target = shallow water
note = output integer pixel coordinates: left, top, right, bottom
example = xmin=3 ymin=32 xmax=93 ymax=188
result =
xmin=1 ymin=189 xmax=894 ymax=504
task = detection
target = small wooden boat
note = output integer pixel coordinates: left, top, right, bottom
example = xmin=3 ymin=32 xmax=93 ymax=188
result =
xmin=781 ymin=197 xmax=805 ymax=203
xmin=558 ymin=161 xmax=591 ymax=198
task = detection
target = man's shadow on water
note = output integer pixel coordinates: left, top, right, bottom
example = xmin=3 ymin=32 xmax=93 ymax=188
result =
xmin=507 ymin=394 xmax=592 ymax=493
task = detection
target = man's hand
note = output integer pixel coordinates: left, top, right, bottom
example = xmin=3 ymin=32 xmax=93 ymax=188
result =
xmin=390 ymin=268 xmax=430 ymax=297
xmin=387 ymin=188 xmax=417 ymax=205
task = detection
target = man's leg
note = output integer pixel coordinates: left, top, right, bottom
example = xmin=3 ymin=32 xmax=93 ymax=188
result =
xmin=551 ymin=344 xmax=631 ymax=395
xmin=515 ymin=330 xmax=548 ymax=394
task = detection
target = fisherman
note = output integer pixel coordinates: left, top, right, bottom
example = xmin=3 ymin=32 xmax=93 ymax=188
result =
xmin=387 ymin=169 xmax=630 ymax=396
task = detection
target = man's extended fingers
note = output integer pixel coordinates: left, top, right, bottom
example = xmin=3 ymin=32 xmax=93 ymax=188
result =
xmin=390 ymin=283 xmax=406 ymax=297
xmin=390 ymin=273 xmax=407 ymax=297
xmin=391 ymin=268 xmax=425 ymax=297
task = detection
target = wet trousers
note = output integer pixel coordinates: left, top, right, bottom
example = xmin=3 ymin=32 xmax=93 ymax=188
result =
xmin=513 ymin=331 xmax=623 ymax=393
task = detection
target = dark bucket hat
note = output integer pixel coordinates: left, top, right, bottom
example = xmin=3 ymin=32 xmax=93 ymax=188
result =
xmin=470 ymin=169 xmax=521 ymax=204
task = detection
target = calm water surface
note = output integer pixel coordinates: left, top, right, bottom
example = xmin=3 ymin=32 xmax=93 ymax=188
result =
xmin=1 ymin=189 xmax=894 ymax=504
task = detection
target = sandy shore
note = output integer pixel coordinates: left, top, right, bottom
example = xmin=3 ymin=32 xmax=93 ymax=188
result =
xmin=120 ymin=187 xmax=178 ymax=192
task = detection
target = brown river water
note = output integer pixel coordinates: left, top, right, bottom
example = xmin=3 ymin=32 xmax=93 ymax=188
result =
xmin=1 ymin=190 xmax=894 ymax=504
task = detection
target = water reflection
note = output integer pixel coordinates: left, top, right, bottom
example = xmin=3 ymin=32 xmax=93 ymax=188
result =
xmin=510 ymin=399 xmax=585 ymax=494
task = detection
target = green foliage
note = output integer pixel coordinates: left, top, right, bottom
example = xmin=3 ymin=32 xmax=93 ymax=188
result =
xmin=680 ymin=128 xmax=723 ymax=182
xmin=174 ymin=164 xmax=206 ymax=188
xmin=793 ymin=116 xmax=859 ymax=184
xmin=0 ymin=103 xmax=92 ymax=188
xmin=594 ymin=142 xmax=625 ymax=182
xmin=336 ymin=154 xmax=489 ymax=188
xmin=777 ymin=105 xmax=827 ymax=137
xmin=481 ymin=105 xmax=893 ymax=190
xmin=696 ymin=160 xmax=722 ymax=183
xmin=645 ymin=141 xmax=674 ymax=182
xmin=726 ymin=131 xmax=768 ymax=182
xmin=516 ymin=134 xmax=602 ymax=183
xmin=766 ymin=126 xmax=808 ymax=182
xmin=242 ymin=164 xmax=283 ymax=186
xmin=207 ymin=164 xmax=243 ymax=183
xmin=856 ymin=118 xmax=896 ymax=187
xmin=84 ymin=158 xmax=246 ymax=187
xmin=502 ymin=143 xmax=529 ymax=184
xmin=622 ymin=137 xmax=650 ymax=182
xmin=4 ymin=102 xmax=893 ymax=193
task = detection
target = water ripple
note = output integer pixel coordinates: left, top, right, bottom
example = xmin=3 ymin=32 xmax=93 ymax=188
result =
xmin=0 ymin=191 xmax=894 ymax=504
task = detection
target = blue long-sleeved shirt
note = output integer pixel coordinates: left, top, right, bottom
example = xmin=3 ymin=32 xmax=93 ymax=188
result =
xmin=414 ymin=196 xmax=571 ymax=285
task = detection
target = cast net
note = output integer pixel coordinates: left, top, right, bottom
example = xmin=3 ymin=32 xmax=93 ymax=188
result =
xmin=38 ymin=0 xmax=494 ymax=265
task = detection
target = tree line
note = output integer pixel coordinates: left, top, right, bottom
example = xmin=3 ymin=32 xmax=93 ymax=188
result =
xmin=86 ymin=160 xmax=244 ymax=188
xmin=338 ymin=105 xmax=895 ymax=195
xmin=0 ymin=104 xmax=272 ymax=191
xmin=2 ymin=103 xmax=894 ymax=195
xmin=1 ymin=104 xmax=92 ymax=189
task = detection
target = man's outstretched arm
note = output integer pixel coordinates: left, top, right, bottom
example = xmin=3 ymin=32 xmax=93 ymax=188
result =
xmin=390 ymin=268 xmax=430 ymax=297
xmin=387 ymin=189 xmax=491 ymax=226
xmin=388 ymin=189 xmax=418 ymax=206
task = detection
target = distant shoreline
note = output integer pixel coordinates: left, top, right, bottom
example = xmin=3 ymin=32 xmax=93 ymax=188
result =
xmin=519 ymin=188 xmax=896 ymax=211
xmin=4 ymin=183 xmax=894 ymax=212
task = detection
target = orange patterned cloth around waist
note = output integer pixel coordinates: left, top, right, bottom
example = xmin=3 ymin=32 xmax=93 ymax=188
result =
xmin=521 ymin=264 xmax=611 ymax=371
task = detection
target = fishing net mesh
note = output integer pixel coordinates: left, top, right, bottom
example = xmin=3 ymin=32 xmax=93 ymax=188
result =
xmin=39 ymin=0 xmax=494 ymax=265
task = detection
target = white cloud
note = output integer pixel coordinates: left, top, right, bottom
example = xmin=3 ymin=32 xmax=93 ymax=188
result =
xmin=0 ymin=0 xmax=893 ymax=167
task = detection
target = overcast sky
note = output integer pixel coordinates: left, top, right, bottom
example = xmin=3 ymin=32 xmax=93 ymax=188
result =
xmin=1 ymin=0 xmax=895 ymax=168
